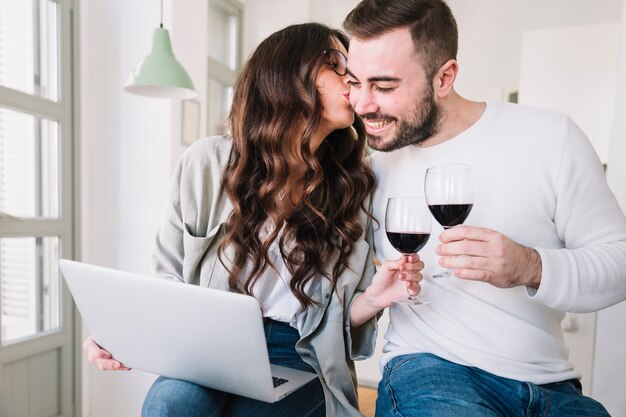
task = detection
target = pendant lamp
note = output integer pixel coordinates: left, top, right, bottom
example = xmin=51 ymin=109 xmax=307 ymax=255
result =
xmin=124 ymin=0 xmax=196 ymax=99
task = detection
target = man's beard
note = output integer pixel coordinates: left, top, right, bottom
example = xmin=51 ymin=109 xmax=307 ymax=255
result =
xmin=365 ymin=86 xmax=441 ymax=152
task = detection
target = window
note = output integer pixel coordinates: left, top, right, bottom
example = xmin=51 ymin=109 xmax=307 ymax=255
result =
xmin=0 ymin=236 xmax=60 ymax=341
xmin=0 ymin=0 xmax=59 ymax=101
xmin=0 ymin=0 xmax=73 ymax=345
xmin=0 ymin=108 xmax=59 ymax=220
xmin=206 ymin=0 xmax=242 ymax=135
xmin=0 ymin=0 xmax=74 ymax=414
xmin=0 ymin=105 xmax=61 ymax=342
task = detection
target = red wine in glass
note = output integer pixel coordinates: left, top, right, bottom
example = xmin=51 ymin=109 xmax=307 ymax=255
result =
xmin=424 ymin=164 xmax=475 ymax=278
xmin=385 ymin=197 xmax=432 ymax=304
xmin=386 ymin=232 xmax=430 ymax=254
xmin=428 ymin=204 xmax=473 ymax=229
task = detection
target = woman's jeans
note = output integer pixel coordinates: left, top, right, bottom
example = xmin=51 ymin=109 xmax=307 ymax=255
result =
xmin=376 ymin=353 xmax=610 ymax=417
xmin=142 ymin=319 xmax=324 ymax=417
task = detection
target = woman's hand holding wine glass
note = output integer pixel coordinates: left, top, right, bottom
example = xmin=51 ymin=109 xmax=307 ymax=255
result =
xmin=362 ymin=254 xmax=425 ymax=309
xmin=385 ymin=196 xmax=432 ymax=304
xmin=350 ymin=253 xmax=425 ymax=326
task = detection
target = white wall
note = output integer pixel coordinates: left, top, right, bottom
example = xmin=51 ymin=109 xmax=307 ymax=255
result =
xmin=242 ymin=0 xmax=313 ymax=58
xmin=171 ymin=0 xmax=209 ymax=167
xmin=448 ymin=0 xmax=622 ymax=101
xmin=608 ymin=1 xmax=626 ymax=213
xmin=80 ymin=0 xmax=179 ymax=415
xmin=519 ymin=23 xmax=620 ymax=164
xmin=593 ymin=2 xmax=626 ymax=415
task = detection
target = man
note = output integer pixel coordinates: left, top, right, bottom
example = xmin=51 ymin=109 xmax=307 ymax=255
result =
xmin=343 ymin=0 xmax=626 ymax=416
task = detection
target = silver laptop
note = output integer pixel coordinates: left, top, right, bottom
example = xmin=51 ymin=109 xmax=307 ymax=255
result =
xmin=59 ymin=259 xmax=317 ymax=403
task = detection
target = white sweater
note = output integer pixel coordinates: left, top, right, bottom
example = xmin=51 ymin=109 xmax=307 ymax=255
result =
xmin=371 ymin=101 xmax=626 ymax=384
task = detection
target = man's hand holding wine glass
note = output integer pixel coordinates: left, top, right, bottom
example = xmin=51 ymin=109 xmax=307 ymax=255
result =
xmin=436 ymin=225 xmax=543 ymax=289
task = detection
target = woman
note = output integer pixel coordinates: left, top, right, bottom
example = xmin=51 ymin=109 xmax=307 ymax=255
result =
xmin=84 ymin=22 xmax=423 ymax=417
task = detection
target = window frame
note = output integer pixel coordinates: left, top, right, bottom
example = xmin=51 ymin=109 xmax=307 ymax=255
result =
xmin=206 ymin=0 xmax=242 ymax=136
xmin=0 ymin=0 xmax=77 ymax=414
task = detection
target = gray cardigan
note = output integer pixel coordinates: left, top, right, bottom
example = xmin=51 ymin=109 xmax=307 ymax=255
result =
xmin=152 ymin=135 xmax=378 ymax=417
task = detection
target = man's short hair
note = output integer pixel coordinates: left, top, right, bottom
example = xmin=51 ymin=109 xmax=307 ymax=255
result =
xmin=344 ymin=0 xmax=458 ymax=80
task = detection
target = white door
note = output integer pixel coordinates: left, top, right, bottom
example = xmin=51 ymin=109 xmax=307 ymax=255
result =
xmin=0 ymin=0 xmax=76 ymax=416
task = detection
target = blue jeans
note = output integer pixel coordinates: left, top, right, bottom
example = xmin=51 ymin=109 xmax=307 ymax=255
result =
xmin=142 ymin=319 xmax=324 ymax=417
xmin=376 ymin=353 xmax=610 ymax=417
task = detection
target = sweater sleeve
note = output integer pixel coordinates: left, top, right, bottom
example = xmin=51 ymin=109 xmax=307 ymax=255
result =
xmin=345 ymin=249 xmax=379 ymax=359
xmin=151 ymin=136 xmax=233 ymax=284
xmin=152 ymin=153 xmax=186 ymax=283
xmin=345 ymin=200 xmax=381 ymax=360
xmin=530 ymin=118 xmax=626 ymax=312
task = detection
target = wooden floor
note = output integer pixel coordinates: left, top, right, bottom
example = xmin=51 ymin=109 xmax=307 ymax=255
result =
xmin=358 ymin=386 xmax=377 ymax=417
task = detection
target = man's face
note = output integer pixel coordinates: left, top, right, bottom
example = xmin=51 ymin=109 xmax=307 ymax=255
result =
xmin=347 ymin=27 xmax=441 ymax=152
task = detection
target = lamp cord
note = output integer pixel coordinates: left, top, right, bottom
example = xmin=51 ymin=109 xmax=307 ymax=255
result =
xmin=160 ymin=0 xmax=163 ymax=27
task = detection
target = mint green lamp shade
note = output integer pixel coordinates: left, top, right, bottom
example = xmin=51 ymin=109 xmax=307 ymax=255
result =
xmin=124 ymin=27 xmax=196 ymax=99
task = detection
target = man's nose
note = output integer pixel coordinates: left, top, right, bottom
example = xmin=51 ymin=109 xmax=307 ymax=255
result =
xmin=351 ymin=88 xmax=378 ymax=116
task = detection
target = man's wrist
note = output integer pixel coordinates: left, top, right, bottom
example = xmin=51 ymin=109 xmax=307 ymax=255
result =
xmin=525 ymin=247 xmax=542 ymax=289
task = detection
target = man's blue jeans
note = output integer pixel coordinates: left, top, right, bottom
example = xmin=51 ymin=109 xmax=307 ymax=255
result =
xmin=376 ymin=353 xmax=610 ymax=417
xmin=142 ymin=319 xmax=324 ymax=417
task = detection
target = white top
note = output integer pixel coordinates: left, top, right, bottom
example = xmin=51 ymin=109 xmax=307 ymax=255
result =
xmin=371 ymin=101 xmax=626 ymax=384
xmin=245 ymin=224 xmax=320 ymax=333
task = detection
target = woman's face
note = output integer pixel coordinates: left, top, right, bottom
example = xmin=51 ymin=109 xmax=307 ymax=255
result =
xmin=315 ymin=39 xmax=354 ymax=134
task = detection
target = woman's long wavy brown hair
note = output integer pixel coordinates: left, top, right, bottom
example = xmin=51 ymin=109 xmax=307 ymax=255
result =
xmin=219 ymin=23 xmax=375 ymax=308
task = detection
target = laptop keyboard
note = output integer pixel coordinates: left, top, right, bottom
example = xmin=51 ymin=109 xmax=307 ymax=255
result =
xmin=272 ymin=377 xmax=289 ymax=388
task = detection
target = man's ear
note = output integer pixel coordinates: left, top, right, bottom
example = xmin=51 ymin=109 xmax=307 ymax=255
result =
xmin=433 ymin=59 xmax=458 ymax=98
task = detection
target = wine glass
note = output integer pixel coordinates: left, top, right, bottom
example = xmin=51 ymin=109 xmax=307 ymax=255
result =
xmin=424 ymin=164 xmax=475 ymax=278
xmin=385 ymin=196 xmax=432 ymax=304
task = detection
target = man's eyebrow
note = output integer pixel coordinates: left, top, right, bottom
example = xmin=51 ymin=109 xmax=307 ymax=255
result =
xmin=345 ymin=69 xmax=401 ymax=84
xmin=368 ymin=76 xmax=401 ymax=83
xmin=346 ymin=68 xmax=402 ymax=83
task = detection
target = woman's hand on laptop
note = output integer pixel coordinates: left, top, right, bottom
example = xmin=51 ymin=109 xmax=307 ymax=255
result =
xmin=83 ymin=336 xmax=131 ymax=371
